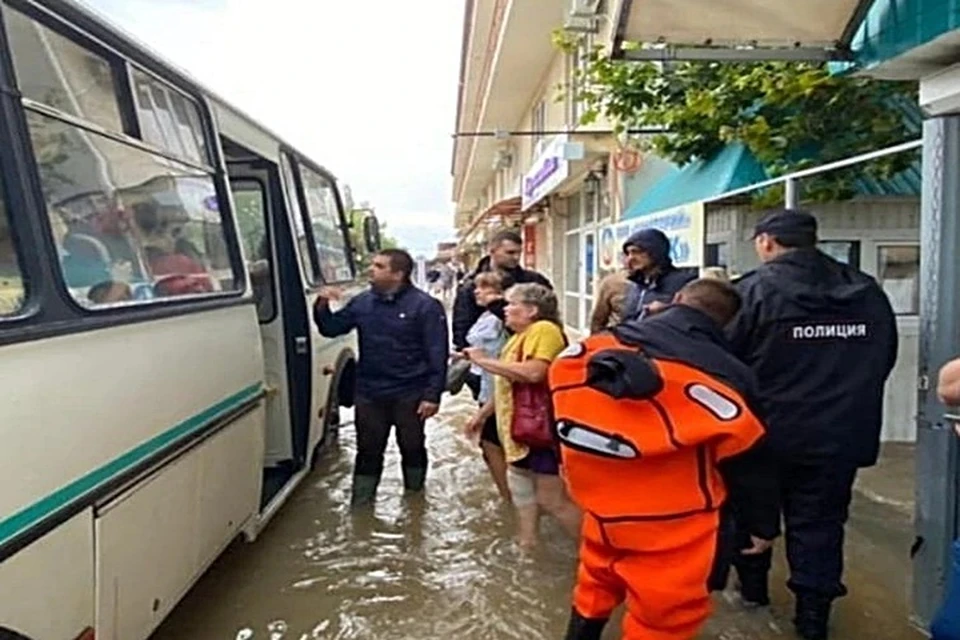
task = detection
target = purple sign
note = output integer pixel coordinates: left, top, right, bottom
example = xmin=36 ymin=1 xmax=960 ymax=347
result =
xmin=524 ymin=156 xmax=560 ymax=198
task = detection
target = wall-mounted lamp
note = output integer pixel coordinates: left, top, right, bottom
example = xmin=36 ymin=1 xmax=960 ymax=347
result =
xmin=584 ymin=170 xmax=601 ymax=197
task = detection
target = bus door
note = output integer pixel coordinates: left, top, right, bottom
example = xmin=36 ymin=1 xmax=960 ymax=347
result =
xmin=227 ymin=160 xmax=312 ymax=508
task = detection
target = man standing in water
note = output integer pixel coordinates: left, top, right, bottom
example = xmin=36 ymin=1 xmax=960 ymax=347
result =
xmin=314 ymin=248 xmax=449 ymax=506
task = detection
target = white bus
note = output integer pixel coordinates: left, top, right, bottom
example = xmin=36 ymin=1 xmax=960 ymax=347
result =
xmin=0 ymin=1 xmax=379 ymax=638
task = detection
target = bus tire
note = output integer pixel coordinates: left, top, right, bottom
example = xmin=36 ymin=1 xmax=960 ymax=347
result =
xmin=311 ymin=354 xmax=355 ymax=468
xmin=337 ymin=358 xmax=356 ymax=409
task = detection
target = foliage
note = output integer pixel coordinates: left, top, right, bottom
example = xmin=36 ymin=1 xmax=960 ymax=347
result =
xmin=553 ymin=32 xmax=920 ymax=205
xmin=349 ymin=209 xmax=397 ymax=271
xmin=232 ymin=190 xmax=265 ymax=259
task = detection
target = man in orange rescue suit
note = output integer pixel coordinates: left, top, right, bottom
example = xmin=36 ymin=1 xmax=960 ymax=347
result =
xmin=549 ymin=278 xmax=781 ymax=640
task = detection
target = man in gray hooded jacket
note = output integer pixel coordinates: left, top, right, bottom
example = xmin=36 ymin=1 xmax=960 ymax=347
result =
xmin=620 ymin=228 xmax=697 ymax=322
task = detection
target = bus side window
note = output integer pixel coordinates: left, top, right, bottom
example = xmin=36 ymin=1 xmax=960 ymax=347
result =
xmin=6 ymin=7 xmax=242 ymax=308
xmin=0 ymin=182 xmax=25 ymax=317
xmin=279 ymin=153 xmax=318 ymax=284
xmin=298 ymin=166 xmax=353 ymax=283
xmin=23 ymin=112 xmax=238 ymax=305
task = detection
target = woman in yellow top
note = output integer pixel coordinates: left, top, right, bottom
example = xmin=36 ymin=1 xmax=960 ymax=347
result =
xmin=464 ymin=283 xmax=581 ymax=549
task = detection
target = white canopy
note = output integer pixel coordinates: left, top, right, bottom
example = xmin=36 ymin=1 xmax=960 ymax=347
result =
xmin=610 ymin=0 xmax=872 ymax=60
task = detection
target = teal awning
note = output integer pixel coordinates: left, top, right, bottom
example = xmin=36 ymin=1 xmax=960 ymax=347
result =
xmin=624 ymin=109 xmax=920 ymax=219
xmin=851 ymin=0 xmax=960 ymax=77
xmin=623 ymin=143 xmax=768 ymax=219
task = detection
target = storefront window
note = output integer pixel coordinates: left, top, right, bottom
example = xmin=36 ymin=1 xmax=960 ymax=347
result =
xmin=818 ymin=240 xmax=860 ymax=268
xmin=584 ymin=233 xmax=596 ymax=296
xmin=564 ymin=293 xmax=579 ymax=328
xmin=878 ymin=245 xmax=920 ymax=315
xmin=565 ymin=232 xmax=580 ymax=294
xmin=565 ymin=193 xmax=582 ymax=232
xmin=705 ymin=242 xmax=729 ymax=267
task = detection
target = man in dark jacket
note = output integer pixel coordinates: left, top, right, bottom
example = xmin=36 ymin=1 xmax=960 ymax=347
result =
xmin=452 ymin=229 xmax=552 ymax=371
xmin=620 ymin=228 xmax=697 ymax=321
xmin=726 ymin=209 xmax=898 ymax=640
xmin=452 ymin=229 xmax=552 ymax=350
xmin=314 ymin=248 xmax=448 ymax=506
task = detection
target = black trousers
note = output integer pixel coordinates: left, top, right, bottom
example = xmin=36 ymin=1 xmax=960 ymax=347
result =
xmin=354 ymin=394 xmax=427 ymax=478
xmin=733 ymin=459 xmax=858 ymax=599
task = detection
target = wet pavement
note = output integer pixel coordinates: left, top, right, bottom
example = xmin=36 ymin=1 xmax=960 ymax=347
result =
xmin=152 ymin=392 xmax=925 ymax=640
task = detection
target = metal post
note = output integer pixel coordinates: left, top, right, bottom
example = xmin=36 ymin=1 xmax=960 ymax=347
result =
xmin=914 ymin=116 xmax=960 ymax=628
xmin=784 ymin=178 xmax=800 ymax=209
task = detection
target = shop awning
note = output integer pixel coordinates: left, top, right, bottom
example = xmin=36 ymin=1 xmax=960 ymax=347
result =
xmin=610 ymin=0 xmax=875 ymax=61
xmin=623 ymin=143 xmax=768 ymax=219
xmin=457 ymin=196 xmax=522 ymax=249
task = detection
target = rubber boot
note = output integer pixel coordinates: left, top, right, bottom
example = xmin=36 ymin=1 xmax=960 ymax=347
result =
xmin=351 ymin=474 xmax=380 ymax=507
xmin=563 ymin=609 xmax=608 ymax=640
xmin=737 ymin=573 xmax=771 ymax=607
xmin=793 ymin=593 xmax=832 ymax=640
xmin=402 ymin=466 xmax=427 ymax=493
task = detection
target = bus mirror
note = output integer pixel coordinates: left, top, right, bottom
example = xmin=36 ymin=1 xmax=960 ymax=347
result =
xmin=363 ymin=216 xmax=381 ymax=253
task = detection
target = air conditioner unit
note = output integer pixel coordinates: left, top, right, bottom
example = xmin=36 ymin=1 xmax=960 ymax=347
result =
xmin=563 ymin=16 xmax=597 ymax=34
xmin=492 ymin=149 xmax=513 ymax=171
xmin=570 ymin=0 xmax=603 ymax=18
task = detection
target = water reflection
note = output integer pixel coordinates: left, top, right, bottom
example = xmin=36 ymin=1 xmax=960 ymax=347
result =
xmin=153 ymin=391 xmax=921 ymax=640
xmin=153 ymin=393 xmax=578 ymax=640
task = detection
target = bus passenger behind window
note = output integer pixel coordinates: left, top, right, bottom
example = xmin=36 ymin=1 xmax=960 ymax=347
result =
xmin=133 ymin=199 xmax=212 ymax=295
xmin=88 ymin=280 xmax=133 ymax=305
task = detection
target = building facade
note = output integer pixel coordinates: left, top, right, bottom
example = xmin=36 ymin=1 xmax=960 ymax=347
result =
xmin=452 ymin=0 xmax=641 ymax=334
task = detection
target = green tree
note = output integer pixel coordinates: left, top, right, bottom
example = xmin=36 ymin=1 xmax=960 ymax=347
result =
xmin=348 ymin=209 xmax=398 ymax=270
xmin=554 ymin=33 xmax=919 ymax=204
xmin=232 ymin=190 xmax=266 ymax=259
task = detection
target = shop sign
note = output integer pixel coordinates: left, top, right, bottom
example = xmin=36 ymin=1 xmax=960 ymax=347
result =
xmin=597 ymin=202 xmax=705 ymax=271
xmin=521 ymin=135 xmax=582 ymax=211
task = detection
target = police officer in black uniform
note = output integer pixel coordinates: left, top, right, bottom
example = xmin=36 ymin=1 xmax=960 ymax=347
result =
xmin=726 ymin=210 xmax=898 ymax=640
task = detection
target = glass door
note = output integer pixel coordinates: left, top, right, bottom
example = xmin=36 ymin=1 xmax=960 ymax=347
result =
xmin=581 ymin=231 xmax=596 ymax=330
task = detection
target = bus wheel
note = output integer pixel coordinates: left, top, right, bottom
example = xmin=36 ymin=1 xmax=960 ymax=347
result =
xmin=311 ymin=360 xmax=352 ymax=468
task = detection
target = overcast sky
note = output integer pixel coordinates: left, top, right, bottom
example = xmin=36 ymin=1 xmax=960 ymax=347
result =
xmin=80 ymin=0 xmax=463 ymax=257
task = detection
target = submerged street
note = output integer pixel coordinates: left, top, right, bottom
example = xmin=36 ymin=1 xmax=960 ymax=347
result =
xmin=153 ymin=392 xmax=923 ymax=640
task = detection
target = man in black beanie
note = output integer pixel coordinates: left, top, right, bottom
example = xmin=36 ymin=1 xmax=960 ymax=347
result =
xmin=620 ymin=227 xmax=696 ymax=321
xmin=726 ymin=209 xmax=898 ymax=640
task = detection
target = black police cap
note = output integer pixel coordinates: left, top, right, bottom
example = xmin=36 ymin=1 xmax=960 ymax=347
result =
xmin=753 ymin=209 xmax=818 ymax=243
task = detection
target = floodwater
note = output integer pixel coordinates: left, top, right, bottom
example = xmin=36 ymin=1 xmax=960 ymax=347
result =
xmin=152 ymin=391 xmax=924 ymax=640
